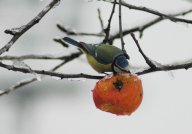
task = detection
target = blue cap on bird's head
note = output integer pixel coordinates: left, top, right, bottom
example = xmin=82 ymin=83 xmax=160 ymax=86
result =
xmin=115 ymin=54 xmax=129 ymax=68
xmin=112 ymin=54 xmax=130 ymax=73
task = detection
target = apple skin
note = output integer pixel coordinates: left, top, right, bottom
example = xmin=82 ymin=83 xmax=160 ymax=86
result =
xmin=92 ymin=73 xmax=143 ymax=115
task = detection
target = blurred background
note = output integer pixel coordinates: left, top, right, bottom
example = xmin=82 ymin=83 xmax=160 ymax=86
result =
xmin=1 ymin=0 xmax=192 ymax=134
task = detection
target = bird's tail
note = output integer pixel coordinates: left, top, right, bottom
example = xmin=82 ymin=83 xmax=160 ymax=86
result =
xmin=63 ymin=37 xmax=91 ymax=53
xmin=63 ymin=37 xmax=81 ymax=47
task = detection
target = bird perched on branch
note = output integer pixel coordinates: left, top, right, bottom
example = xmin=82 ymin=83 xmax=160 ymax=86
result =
xmin=63 ymin=37 xmax=129 ymax=73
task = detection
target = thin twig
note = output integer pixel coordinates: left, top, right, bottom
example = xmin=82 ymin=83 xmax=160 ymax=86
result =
xmin=53 ymin=38 xmax=69 ymax=48
xmin=103 ymin=0 xmax=116 ymax=43
xmin=0 ymin=78 xmax=37 ymax=96
xmin=0 ymin=62 xmax=103 ymax=79
xmin=1 ymin=59 xmax=192 ymax=81
xmin=0 ymin=55 xmax=67 ymax=60
xmin=108 ymin=8 xmax=192 ymax=43
xmin=118 ymin=0 xmax=124 ymax=49
xmin=137 ymin=8 xmax=192 ymax=37
xmin=118 ymin=0 xmax=129 ymax=59
xmin=57 ymin=24 xmax=104 ymax=37
xmin=0 ymin=51 xmax=82 ymax=60
xmin=119 ymin=1 xmax=192 ymax=24
xmin=131 ymin=33 xmax=156 ymax=68
xmin=97 ymin=8 xmax=105 ymax=32
xmin=0 ymin=51 xmax=83 ymax=96
xmin=137 ymin=62 xmax=192 ymax=75
xmin=0 ymin=0 xmax=60 ymax=55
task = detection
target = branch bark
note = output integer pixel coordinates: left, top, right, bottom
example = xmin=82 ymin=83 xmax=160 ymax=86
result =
xmin=118 ymin=0 xmax=129 ymax=59
xmin=0 ymin=52 xmax=82 ymax=60
xmin=108 ymin=8 xmax=192 ymax=43
xmin=57 ymin=24 xmax=104 ymax=37
xmin=102 ymin=0 xmax=116 ymax=43
xmin=0 ymin=0 xmax=60 ymax=55
xmin=0 ymin=51 xmax=83 ymax=96
xmin=0 ymin=62 xmax=104 ymax=79
xmin=131 ymin=33 xmax=156 ymax=68
xmin=117 ymin=1 xmax=192 ymax=24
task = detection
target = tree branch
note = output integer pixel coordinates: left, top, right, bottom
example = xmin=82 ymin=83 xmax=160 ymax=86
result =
xmin=0 ymin=51 xmax=82 ymax=60
xmin=117 ymin=1 xmax=192 ymax=24
xmin=131 ymin=33 xmax=156 ymax=68
xmin=137 ymin=62 xmax=192 ymax=75
xmin=118 ymin=0 xmax=129 ymax=59
xmin=97 ymin=8 xmax=105 ymax=32
xmin=0 ymin=0 xmax=61 ymax=55
xmin=102 ymin=0 xmax=116 ymax=43
xmin=0 ymin=51 xmax=83 ymax=96
xmin=56 ymin=24 xmax=104 ymax=37
xmin=1 ymin=58 xmax=192 ymax=82
xmin=0 ymin=62 xmax=104 ymax=79
xmin=53 ymin=38 xmax=69 ymax=48
xmin=0 ymin=77 xmax=37 ymax=96
xmin=108 ymin=8 xmax=192 ymax=43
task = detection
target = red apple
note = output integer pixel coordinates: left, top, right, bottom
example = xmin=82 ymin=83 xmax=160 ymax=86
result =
xmin=92 ymin=73 xmax=143 ymax=115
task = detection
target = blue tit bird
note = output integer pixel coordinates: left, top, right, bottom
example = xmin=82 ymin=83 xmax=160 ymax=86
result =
xmin=63 ymin=37 xmax=129 ymax=73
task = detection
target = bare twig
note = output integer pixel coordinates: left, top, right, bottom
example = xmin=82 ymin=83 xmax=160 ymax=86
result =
xmin=97 ymin=8 xmax=105 ymax=32
xmin=118 ymin=0 xmax=124 ymax=47
xmin=137 ymin=62 xmax=192 ymax=75
xmin=1 ymin=58 xmax=192 ymax=81
xmin=0 ymin=55 xmax=68 ymax=60
xmin=57 ymin=24 xmax=104 ymax=37
xmin=119 ymin=1 xmax=192 ymax=24
xmin=0 ymin=78 xmax=37 ymax=96
xmin=0 ymin=0 xmax=61 ymax=55
xmin=131 ymin=33 xmax=156 ymax=68
xmin=108 ymin=8 xmax=192 ymax=43
xmin=0 ymin=62 xmax=103 ymax=79
xmin=0 ymin=51 xmax=83 ymax=96
xmin=102 ymin=0 xmax=116 ymax=43
xmin=118 ymin=0 xmax=129 ymax=59
xmin=0 ymin=51 xmax=82 ymax=61
xmin=0 ymin=52 xmax=82 ymax=61
xmin=53 ymin=38 xmax=69 ymax=48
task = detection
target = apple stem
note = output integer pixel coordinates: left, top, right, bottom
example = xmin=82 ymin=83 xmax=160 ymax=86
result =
xmin=113 ymin=78 xmax=123 ymax=91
